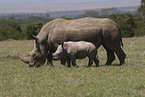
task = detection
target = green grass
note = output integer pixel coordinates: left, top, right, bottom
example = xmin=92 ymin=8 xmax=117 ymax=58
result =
xmin=0 ymin=37 xmax=145 ymax=97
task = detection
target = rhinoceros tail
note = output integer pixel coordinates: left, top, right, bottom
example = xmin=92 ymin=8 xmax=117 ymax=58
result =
xmin=119 ymin=28 xmax=123 ymax=47
xmin=115 ymin=22 xmax=123 ymax=47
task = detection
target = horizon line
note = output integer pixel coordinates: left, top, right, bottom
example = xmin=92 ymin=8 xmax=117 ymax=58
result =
xmin=0 ymin=3 xmax=140 ymax=14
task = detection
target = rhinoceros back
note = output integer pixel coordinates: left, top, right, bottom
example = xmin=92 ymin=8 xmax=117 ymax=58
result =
xmin=37 ymin=17 xmax=121 ymax=52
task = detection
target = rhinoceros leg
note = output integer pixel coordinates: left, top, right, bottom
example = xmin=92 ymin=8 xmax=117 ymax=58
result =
xmin=87 ymin=57 xmax=93 ymax=67
xmin=114 ymin=47 xmax=126 ymax=66
xmin=46 ymin=53 xmax=53 ymax=66
xmin=104 ymin=48 xmax=115 ymax=65
xmin=66 ymin=58 xmax=71 ymax=67
xmin=93 ymin=57 xmax=99 ymax=67
xmin=60 ymin=57 xmax=67 ymax=66
xmin=71 ymin=56 xmax=77 ymax=67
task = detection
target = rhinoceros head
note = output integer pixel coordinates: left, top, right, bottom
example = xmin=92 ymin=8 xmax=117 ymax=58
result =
xmin=18 ymin=50 xmax=46 ymax=67
xmin=19 ymin=35 xmax=47 ymax=67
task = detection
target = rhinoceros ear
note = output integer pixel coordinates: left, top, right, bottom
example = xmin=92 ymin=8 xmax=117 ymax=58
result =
xmin=61 ymin=42 xmax=67 ymax=50
xmin=32 ymin=35 xmax=39 ymax=40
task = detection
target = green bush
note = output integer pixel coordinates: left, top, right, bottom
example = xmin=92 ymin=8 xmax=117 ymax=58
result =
xmin=134 ymin=27 xmax=145 ymax=37
xmin=0 ymin=28 xmax=7 ymax=41
xmin=109 ymin=14 xmax=145 ymax=37
xmin=133 ymin=15 xmax=145 ymax=37
xmin=109 ymin=13 xmax=136 ymax=37
xmin=0 ymin=19 xmax=22 ymax=41
xmin=16 ymin=16 xmax=51 ymax=29
xmin=0 ymin=28 xmax=21 ymax=41
xmin=22 ymin=23 xmax=43 ymax=39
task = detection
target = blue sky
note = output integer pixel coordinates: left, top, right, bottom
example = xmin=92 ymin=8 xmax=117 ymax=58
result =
xmin=0 ymin=0 xmax=141 ymax=13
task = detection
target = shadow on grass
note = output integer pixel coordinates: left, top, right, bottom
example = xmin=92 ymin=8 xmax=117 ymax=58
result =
xmin=82 ymin=64 xmax=124 ymax=68
xmin=105 ymin=64 xmax=124 ymax=66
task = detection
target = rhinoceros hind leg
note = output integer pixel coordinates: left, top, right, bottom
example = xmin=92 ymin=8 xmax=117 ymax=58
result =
xmin=93 ymin=57 xmax=99 ymax=67
xmin=87 ymin=57 xmax=93 ymax=67
xmin=71 ymin=58 xmax=78 ymax=67
xmin=114 ymin=47 xmax=126 ymax=66
xmin=104 ymin=47 xmax=115 ymax=66
xmin=67 ymin=58 xmax=71 ymax=67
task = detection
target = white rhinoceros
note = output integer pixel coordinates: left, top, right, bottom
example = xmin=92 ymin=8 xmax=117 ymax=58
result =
xmin=19 ymin=17 xmax=126 ymax=68
xmin=53 ymin=41 xmax=99 ymax=67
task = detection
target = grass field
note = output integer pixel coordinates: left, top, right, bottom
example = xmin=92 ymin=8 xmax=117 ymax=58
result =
xmin=0 ymin=36 xmax=145 ymax=97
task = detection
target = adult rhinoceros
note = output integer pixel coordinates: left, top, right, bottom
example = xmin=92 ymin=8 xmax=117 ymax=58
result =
xmin=19 ymin=17 xmax=126 ymax=67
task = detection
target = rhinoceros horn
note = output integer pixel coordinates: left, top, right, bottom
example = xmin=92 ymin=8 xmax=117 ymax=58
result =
xmin=18 ymin=53 xmax=31 ymax=64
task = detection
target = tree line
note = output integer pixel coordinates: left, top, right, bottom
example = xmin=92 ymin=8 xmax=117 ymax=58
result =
xmin=0 ymin=17 xmax=51 ymax=41
xmin=0 ymin=0 xmax=144 ymax=41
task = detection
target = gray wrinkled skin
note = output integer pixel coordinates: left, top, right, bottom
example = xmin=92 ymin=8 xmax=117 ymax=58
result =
xmin=19 ymin=17 xmax=126 ymax=67
xmin=53 ymin=41 xmax=99 ymax=67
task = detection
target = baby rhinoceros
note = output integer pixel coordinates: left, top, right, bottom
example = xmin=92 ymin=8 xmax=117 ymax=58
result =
xmin=53 ymin=41 xmax=99 ymax=67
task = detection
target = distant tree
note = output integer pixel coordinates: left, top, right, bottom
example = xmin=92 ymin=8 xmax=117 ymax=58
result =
xmin=22 ymin=23 xmax=43 ymax=39
xmin=61 ymin=17 xmax=73 ymax=20
xmin=0 ymin=19 xmax=22 ymax=40
xmin=0 ymin=19 xmax=21 ymax=31
xmin=81 ymin=10 xmax=99 ymax=17
xmin=100 ymin=8 xmax=120 ymax=17
xmin=133 ymin=15 xmax=145 ymax=36
xmin=0 ymin=28 xmax=7 ymax=40
xmin=109 ymin=13 xmax=136 ymax=37
xmin=137 ymin=0 xmax=145 ymax=16
xmin=9 ymin=15 xmax=16 ymax=20
xmin=17 ymin=16 xmax=50 ymax=29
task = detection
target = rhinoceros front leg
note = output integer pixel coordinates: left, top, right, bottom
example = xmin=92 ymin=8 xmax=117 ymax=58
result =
xmin=66 ymin=58 xmax=71 ymax=67
xmin=46 ymin=52 xmax=53 ymax=67
xmin=71 ymin=56 xmax=78 ymax=67
xmin=60 ymin=57 xmax=67 ymax=66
